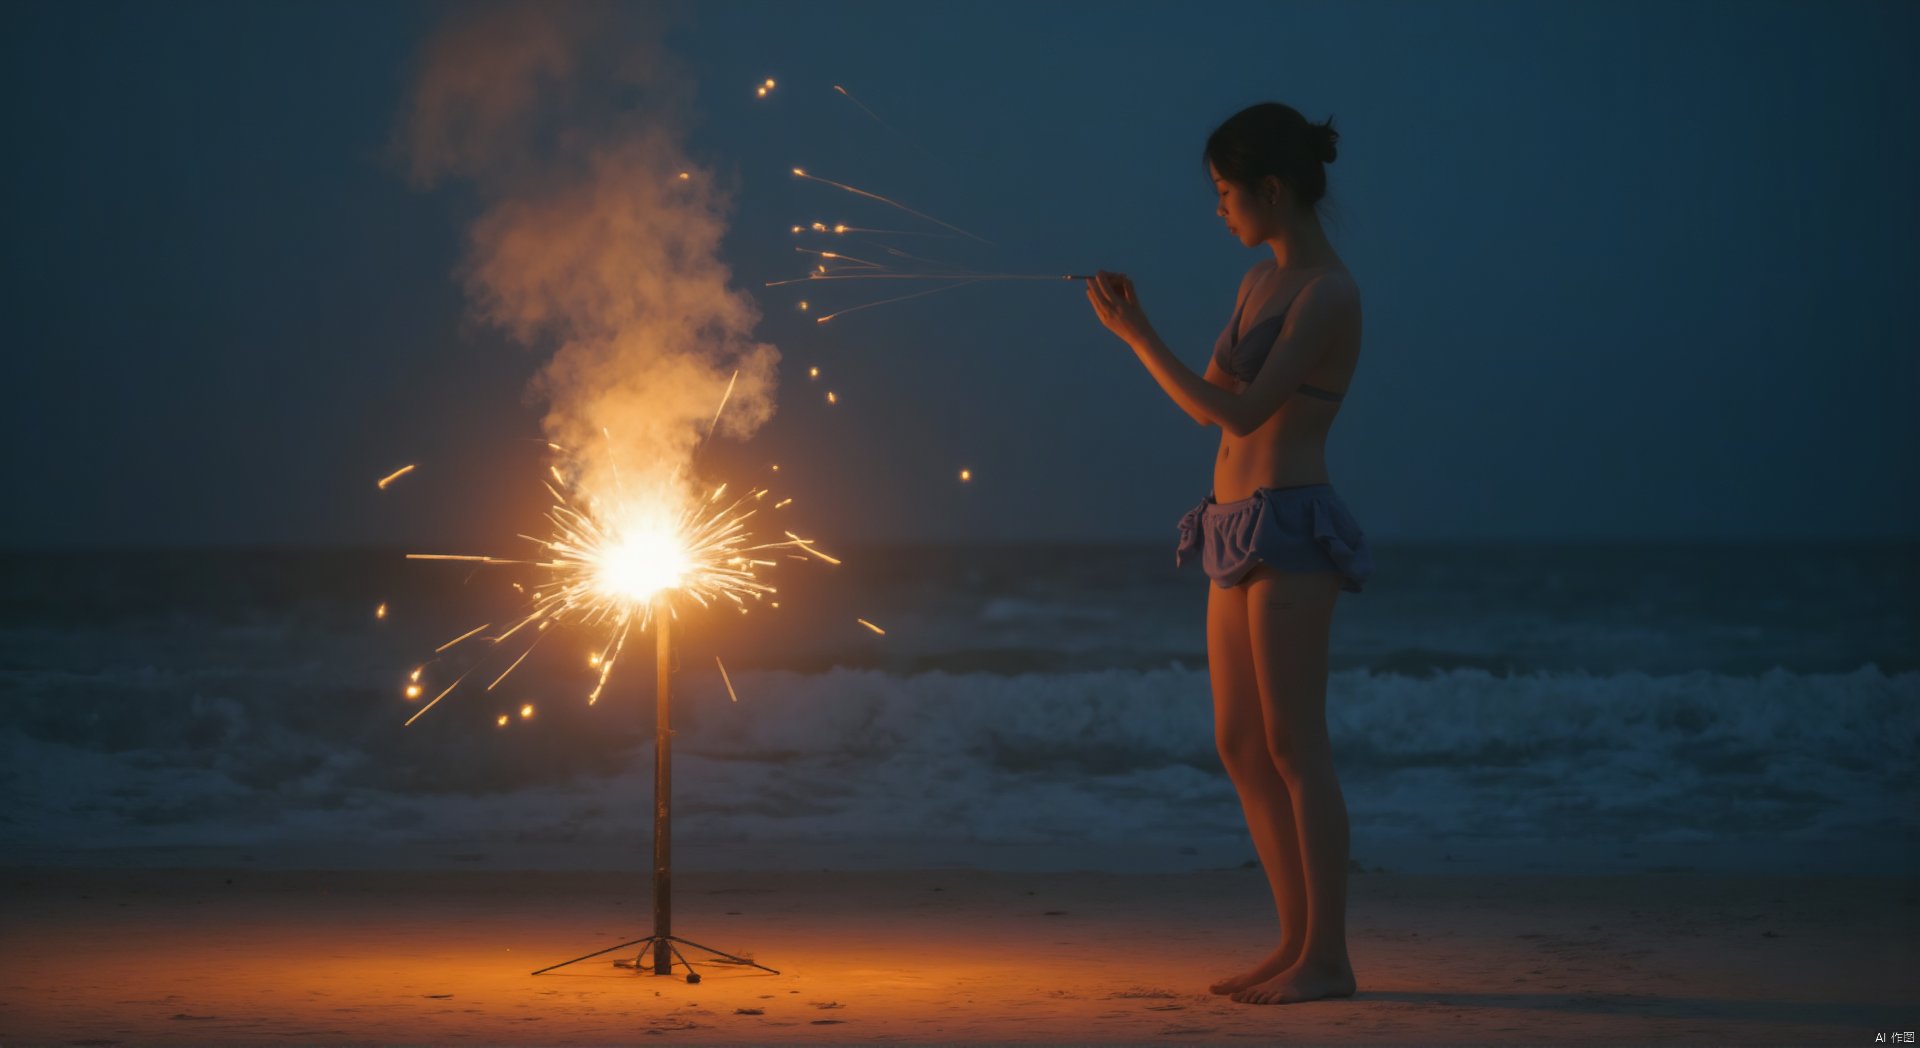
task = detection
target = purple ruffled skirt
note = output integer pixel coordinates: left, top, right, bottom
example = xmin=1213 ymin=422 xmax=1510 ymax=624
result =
xmin=1175 ymin=483 xmax=1375 ymax=592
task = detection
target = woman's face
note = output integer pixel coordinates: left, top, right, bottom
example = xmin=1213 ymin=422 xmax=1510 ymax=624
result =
xmin=1210 ymin=162 xmax=1268 ymax=248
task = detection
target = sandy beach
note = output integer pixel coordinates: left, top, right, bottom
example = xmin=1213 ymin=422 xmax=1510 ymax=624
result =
xmin=2 ymin=865 xmax=1912 ymax=1045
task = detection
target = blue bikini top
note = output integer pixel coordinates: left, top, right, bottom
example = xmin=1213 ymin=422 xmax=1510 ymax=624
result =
xmin=1212 ymin=273 xmax=1347 ymax=401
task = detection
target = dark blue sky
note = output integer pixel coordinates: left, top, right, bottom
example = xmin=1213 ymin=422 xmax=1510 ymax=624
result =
xmin=5 ymin=0 xmax=1914 ymax=546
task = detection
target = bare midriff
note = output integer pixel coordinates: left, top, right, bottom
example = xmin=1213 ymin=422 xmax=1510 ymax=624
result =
xmin=1212 ymin=266 xmax=1359 ymax=503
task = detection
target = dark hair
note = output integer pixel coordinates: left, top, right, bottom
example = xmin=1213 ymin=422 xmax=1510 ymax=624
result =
xmin=1203 ymin=103 xmax=1339 ymax=213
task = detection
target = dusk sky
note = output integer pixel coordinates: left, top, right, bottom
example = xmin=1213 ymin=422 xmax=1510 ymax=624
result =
xmin=6 ymin=0 xmax=1914 ymax=547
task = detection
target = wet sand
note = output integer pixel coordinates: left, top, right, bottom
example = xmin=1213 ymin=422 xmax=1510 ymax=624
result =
xmin=2 ymin=866 xmax=1913 ymax=1044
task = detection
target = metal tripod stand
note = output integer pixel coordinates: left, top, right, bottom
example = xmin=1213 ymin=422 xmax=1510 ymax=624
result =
xmin=531 ymin=604 xmax=778 ymax=981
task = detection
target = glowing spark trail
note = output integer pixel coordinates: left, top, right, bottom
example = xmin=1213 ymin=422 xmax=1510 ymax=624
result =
xmin=706 ymin=369 xmax=739 ymax=439
xmin=715 ymin=655 xmax=739 ymax=703
xmin=435 ymin=622 xmax=491 ymax=652
xmin=832 ymin=84 xmax=942 ymax=166
xmin=873 ymin=243 xmax=964 ymax=269
xmin=791 ymin=167 xmax=990 ymax=245
xmin=857 ymin=618 xmax=886 ymax=635
xmin=376 ymin=464 xmax=417 ymax=490
xmin=763 ymin=273 xmax=1085 ymax=288
xmin=785 ymin=530 xmax=841 ymax=565
xmin=796 ymin=246 xmax=886 ymax=270
xmin=814 ymin=280 xmax=984 ymax=324
xmin=825 ymin=225 xmax=960 ymax=239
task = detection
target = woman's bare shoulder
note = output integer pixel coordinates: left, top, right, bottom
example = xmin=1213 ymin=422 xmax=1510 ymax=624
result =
xmin=1316 ymin=266 xmax=1362 ymax=303
xmin=1235 ymin=258 xmax=1277 ymax=302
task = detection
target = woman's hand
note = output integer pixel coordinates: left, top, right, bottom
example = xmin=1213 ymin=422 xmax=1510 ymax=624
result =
xmin=1085 ymin=269 xmax=1154 ymax=347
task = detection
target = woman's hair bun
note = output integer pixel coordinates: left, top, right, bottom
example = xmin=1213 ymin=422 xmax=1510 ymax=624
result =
xmin=1205 ymin=103 xmax=1340 ymax=210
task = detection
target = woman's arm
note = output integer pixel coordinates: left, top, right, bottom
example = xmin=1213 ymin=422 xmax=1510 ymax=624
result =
xmin=1090 ymin=271 xmax=1357 ymax=437
xmin=1175 ymin=357 xmax=1236 ymax=425
xmin=1125 ymin=329 xmax=1247 ymax=430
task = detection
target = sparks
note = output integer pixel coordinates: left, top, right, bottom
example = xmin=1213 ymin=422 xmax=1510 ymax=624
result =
xmin=399 ymin=438 xmax=831 ymax=724
xmin=376 ymin=464 xmax=417 ymax=490
xmin=785 ymin=530 xmax=841 ymax=566
xmin=831 ymin=83 xmax=941 ymax=166
xmin=764 ymin=273 xmax=1081 ymax=288
xmin=375 ymin=602 xmax=387 ymax=620
xmin=813 ymin=279 xmax=983 ymax=324
xmin=959 ymin=468 xmax=972 ymax=482
xmin=789 ymin=166 xmax=990 ymax=244
xmin=715 ymin=656 xmax=740 ymax=703
xmin=706 ymin=369 xmax=739 ymax=439
xmin=857 ymin=618 xmax=886 ymax=635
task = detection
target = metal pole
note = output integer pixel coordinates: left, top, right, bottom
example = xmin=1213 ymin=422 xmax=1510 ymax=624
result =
xmin=651 ymin=603 xmax=672 ymax=976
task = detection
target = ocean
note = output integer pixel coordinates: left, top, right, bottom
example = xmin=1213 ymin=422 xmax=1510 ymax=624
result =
xmin=2 ymin=541 xmax=1914 ymax=876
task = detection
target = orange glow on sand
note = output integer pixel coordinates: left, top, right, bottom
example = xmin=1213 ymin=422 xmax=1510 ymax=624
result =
xmin=6 ymin=868 xmax=1899 ymax=1044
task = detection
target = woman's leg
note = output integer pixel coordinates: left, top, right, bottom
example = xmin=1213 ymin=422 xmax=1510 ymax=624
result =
xmin=1232 ymin=565 xmax=1356 ymax=1004
xmin=1205 ymin=576 xmax=1313 ymax=994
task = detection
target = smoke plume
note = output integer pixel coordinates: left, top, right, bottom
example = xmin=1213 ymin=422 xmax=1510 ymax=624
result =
xmin=394 ymin=1 xmax=778 ymax=500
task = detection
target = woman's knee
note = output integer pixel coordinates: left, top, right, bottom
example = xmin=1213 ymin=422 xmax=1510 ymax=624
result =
xmin=1263 ymin=724 xmax=1333 ymax=780
xmin=1215 ymin=723 xmax=1270 ymax=774
xmin=1219 ymin=742 xmax=1284 ymax=786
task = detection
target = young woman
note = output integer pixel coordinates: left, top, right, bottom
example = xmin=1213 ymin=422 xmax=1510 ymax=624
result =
xmin=1085 ymin=102 xmax=1372 ymax=1006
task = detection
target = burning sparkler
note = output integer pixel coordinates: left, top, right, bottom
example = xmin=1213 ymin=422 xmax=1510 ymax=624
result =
xmin=399 ymin=438 xmax=841 ymax=727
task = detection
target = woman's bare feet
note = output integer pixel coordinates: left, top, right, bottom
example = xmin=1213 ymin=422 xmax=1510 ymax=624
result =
xmin=1229 ymin=957 xmax=1357 ymax=1005
xmin=1207 ymin=941 xmax=1299 ymax=996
